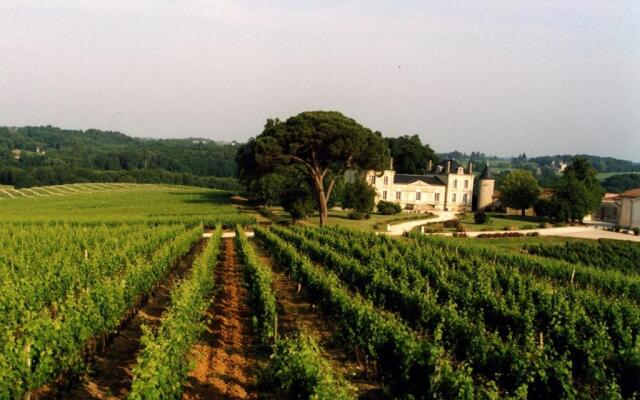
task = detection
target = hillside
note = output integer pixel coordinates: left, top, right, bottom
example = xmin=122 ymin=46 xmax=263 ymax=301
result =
xmin=0 ymin=126 xmax=241 ymax=189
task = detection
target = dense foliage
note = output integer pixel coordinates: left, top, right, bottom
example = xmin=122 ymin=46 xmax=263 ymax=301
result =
xmin=342 ymin=176 xmax=376 ymax=215
xmin=530 ymin=154 xmax=640 ymax=173
xmin=0 ymin=126 xmax=240 ymax=189
xmin=271 ymin=225 xmax=640 ymax=398
xmin=236 ymin=111 xmax=389 ymax=226
xmin=551 ymin=158 xmax=604 ymax=222
xmin=259 ymin=332 xmax=354 ymax=400
xmin=499 ymin=170 xmax=541 ymax=215
xmin=602 ymin=173 xmax=640 ymax=193
xmin=236 ymin=225 xmax=277 ymax=347
xmin=130 ymin=227 xmax=222 ymax=399
xmin=384 ymin=134 xmax=437 ymax=174
xmin=524 ymin=239 xmax=640 ymax=275
xmin=376 ymin=200 xmax=402 ymax=215
xmin=0 ymin=226 xmax=203 ymax=398
xmin=255 ymin=226 xmax=483 ymax=399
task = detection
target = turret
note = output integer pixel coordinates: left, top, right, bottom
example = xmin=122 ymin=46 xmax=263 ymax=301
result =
xmin=477 ymin=166 xmax=495 ymax=212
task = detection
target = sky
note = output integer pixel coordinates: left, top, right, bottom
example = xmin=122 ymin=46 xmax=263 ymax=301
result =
xmin=0 ymin=0 xmax=639 ymax=161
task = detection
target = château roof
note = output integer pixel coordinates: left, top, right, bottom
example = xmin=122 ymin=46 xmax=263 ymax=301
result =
xmin=393 ymin=174 xmax=445 ymax=186
xmin=479 ymin=166 xmax=494 ymax=180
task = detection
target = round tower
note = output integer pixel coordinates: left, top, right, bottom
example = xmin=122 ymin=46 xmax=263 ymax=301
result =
xmin=477 ymin=166 xmax=495 ymax=212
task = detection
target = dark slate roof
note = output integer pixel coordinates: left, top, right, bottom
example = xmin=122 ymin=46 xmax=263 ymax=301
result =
xmin=480 ymin=166 xmax=494 ymax=180
xmin=393 ymin=174 xmax=445 ymax=186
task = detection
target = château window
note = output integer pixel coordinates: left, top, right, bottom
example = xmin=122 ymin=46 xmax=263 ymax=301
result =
xmin=372 ymin=176 xmax=376 ymax=184
xmin=396 ymin=191 xmax=401 ymax=200
xmin=463 ymin=193 xmax=468 ymax=204
xmin=416 ymin=192 xmax=422 ymax=201
xmin=452 ymin=193 xmax=457 ymax=203
xmin=454 ymin=179 xmax=458 ymax=189
xmin=383 ymin=190 xmax=388 ymax=200
xmin=464 ymin=180 xmax=469 ymax=189
xmin=435 ymin=193 xmax=440 ymax=202
xmin=384 ymin=176 xmax=389 ymax=185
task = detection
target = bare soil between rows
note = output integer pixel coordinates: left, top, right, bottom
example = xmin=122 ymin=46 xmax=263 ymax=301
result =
xmin=253 ymin=240 xmax=385 ymax=399
xmin=182 ymin=238 xmax=259 ymax=400
xmin=45 ymin=238 xmax=207 ymax=400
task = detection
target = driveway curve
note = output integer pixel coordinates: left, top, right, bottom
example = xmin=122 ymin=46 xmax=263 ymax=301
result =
xmin=385 ymin=211 xmax=457 ymax=236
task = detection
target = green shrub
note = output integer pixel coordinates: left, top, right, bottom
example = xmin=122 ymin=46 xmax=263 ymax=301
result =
xmin=348 ymin=212 xmax=364 ymax=220
xmin=260 ymin=332 xmax=354 ymax=399
xmin=633 ymin=227 xmax=640 ymax=236
xmin=377 ymin=200 xmax=402 ymax=215
xmin=444 ymin=219 xmax=460 ymax=229
xmin=473 ymin=212 xmax=490 ymax=224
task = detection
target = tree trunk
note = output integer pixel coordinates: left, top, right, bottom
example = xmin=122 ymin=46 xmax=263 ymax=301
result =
xmin=318 ymin=195 xmax=328 ymax=227
xmin=521 ymin=208 xmax=526 ymax=216
xmin=312 ymin=174 xmax=329 ymax=227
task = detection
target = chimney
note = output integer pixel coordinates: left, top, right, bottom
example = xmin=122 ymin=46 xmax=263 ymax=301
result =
xmin=427 ymin=160 xmax=433 ymax=172
xmin=446 ymin=160 xmax=451 ymax=173
xmin=389 ymin=157 xmax=394 ymax=170
xmin=467 ymin=161 xmax=473 ymax=174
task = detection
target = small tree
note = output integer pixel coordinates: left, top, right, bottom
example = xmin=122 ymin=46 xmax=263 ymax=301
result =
xmin=500 ymin=170 xmax=541 ymax=216
xmin=377 ymin=200 xmax=402 ymax=215
xmin=551 ymin=158 xmax=604 ymax=222
xmin=474 ymin=211 xmax=490 ymax=224
xmin=343 ymin=177 xmax=376 ymax=215
xmin=281 ymin=179 xmax=316 ymax=222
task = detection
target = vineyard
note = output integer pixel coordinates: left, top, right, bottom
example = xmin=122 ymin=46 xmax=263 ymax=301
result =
xmin=1 ymin=184 xmax=639 ymax=399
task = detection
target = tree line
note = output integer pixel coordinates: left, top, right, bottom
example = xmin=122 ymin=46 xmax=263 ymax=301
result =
xmin=0 ymin=126 xmax=240 ymax=189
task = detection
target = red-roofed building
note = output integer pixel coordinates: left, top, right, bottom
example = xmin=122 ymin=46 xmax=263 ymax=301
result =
xmin=616 ymin=189 xmax=640 ymax=229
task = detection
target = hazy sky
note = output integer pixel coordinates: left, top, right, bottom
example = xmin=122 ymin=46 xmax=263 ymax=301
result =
xmin=1 ymin=1 xmax=639 ymax=160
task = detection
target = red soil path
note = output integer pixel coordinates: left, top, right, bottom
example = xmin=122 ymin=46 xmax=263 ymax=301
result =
xmin=182 ymin=238 xmax=259 ymax=400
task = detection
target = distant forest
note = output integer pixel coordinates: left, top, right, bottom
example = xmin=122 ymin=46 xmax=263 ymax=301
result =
xmin=0 ymin=126 xmax=241 ymax=189
xmin=529 ymin=155 xmax=640 ymax=173
xmin=2 ymin=126 xmax=638 ymax=192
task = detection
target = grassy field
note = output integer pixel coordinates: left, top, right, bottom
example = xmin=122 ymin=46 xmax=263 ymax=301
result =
xmin=596 ymin=171 xmax=640 ymax=180
xmin=255 ymin=206 xmax=435 ymax=231
xmin=0 ymin=183 xmax=254 ymax=224
xmin=414 ymin=212 xmax=547 ymax=233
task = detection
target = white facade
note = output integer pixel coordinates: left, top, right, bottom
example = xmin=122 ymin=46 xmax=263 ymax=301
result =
xmin=346 ymin=160 xmax=475 ymax=212
xmin=619 ymin=193 xmax=640 ymax=229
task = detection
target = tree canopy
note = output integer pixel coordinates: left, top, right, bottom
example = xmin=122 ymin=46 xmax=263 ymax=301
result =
xmin=385 ymin=135 xmax=437 ymax=174
xmin=601 ymin=173 xmax=640 ymax=193
xmin=237 ymin=111 xmax=389 ymax=226
xmin=551 ymin=158 xmax=604 ymax=222
xmin=500 ymin=170 xmax=541 ymax=215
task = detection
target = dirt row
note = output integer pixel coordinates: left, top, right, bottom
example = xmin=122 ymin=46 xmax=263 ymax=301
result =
xmin=50 ymin=239 xmax=208 ymax=399
xmin=182 ymin=238 xmax=259 ymax=400
xmin=253 ymin=243 xmax=384 ymax=399
xmin=38 ymin=233 xmax=383 ymax=399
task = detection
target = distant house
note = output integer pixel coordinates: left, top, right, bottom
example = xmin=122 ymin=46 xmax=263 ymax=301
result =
xmin=590 ymin=190 xmax=639 ymax=229
xmin=617 ymin=189 xmax=640 ymax=229
xmin=592 ymin=193 xmax=621 ymax=223
xmin=346 ymin=159 xmax=482 ymax=212
xmin=11 ymin=149 xmax=21 ymax=159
